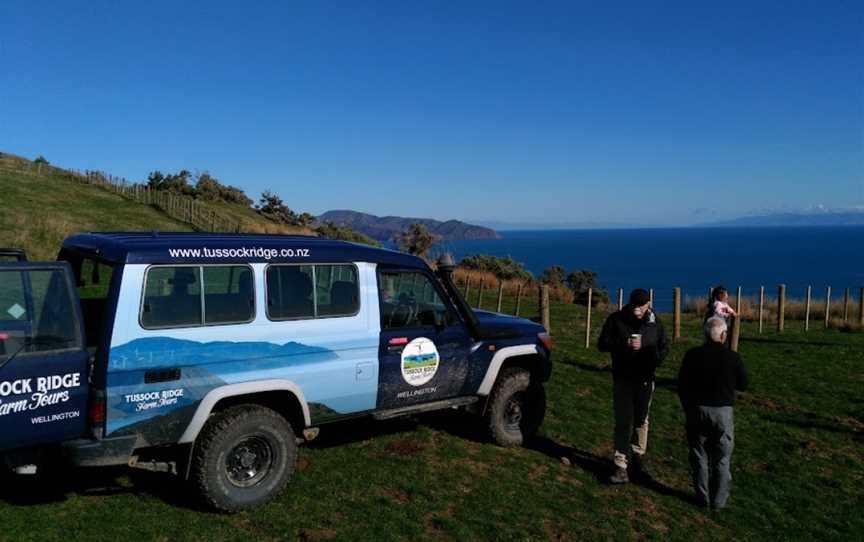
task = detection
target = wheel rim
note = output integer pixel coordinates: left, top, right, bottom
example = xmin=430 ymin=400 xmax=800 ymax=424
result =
xmin=225 ymin=435 xmax=274 ymax=488
xmin=504 ymin=393 xmax=525 ymax=432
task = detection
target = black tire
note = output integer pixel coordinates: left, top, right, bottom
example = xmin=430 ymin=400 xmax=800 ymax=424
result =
xmin=190 ymin=405 xmax=297 ymax=513
xmin=485 ymin=367 xmax=546 ymax=447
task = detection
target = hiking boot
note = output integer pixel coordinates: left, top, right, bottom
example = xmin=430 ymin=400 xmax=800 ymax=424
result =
xmin=610 ymin=467 xmax=629 ymax=484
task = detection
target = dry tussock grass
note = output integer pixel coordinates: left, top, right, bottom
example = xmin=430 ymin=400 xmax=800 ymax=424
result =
xmin=5 ymin=215 xmax=75 ymax=260
xmin=685 ymin=294 xmax=862 ymax=323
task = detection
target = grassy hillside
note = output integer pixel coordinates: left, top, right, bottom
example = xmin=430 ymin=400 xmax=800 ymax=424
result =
xmin=0 ymin=156 xmax=194 ymax=259
xmin=0 ymin=153 xmax=314 ymax=259
xmin=0 ymin=292 xmax=861 ymax=541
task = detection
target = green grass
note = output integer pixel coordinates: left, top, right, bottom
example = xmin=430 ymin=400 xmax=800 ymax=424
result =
xmin=0 ymin=162 xmax=193 ymax=260
xmin=1 ymin=296 xmax=861 ymax=541
xmin=0 ymin=152 xmax=312 ymax=260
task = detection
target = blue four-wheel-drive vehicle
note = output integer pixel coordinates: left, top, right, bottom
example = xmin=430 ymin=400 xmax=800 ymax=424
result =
xmin=0 ymin=233 xmax=552 ymax=511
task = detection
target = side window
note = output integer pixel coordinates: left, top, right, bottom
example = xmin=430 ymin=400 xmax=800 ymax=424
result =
xmin=141 ymin=267 xmax=202 ymax=328
xmin=379 ymin=271 xmax=452 ymax=329
xmin=0 ymin=269 xmax=81 ymax=358
xmin=316 ymin=265 xmax=359 ymax=317
xmin=78 ymin=259 xmax=113 ymax=300
xmin=141 ymin=265 xmax=255 ymax=329
xmin=266 ymin=265 xmax=315 ymax=319
xmin=266 ymin=264 xmax=360 ymax=320
xmin=204 ymin=266 xmax=255 ymax=324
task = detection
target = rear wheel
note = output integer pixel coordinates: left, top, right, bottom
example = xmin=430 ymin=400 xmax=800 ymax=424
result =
xmin=485 ymin=367 xmax=546 ymax=447
xmin=190 ymin=405 xmax=297 ymax=512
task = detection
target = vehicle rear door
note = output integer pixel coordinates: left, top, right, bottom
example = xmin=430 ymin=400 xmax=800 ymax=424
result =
xmin=376 ymin=267 xmax=473 ymax=410
xmin=0 ymin=262 xmax=89 ymax=451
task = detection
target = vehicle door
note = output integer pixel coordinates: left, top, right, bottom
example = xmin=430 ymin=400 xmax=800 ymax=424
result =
xmin=376 ymin=267 xmax=473 ymax=410
xmin=0 ymin=262 xmax=89 ymax=451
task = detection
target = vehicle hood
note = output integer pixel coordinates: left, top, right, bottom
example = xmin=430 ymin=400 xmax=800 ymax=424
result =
xmin=472 ymin=310 xmax=545 ymax=339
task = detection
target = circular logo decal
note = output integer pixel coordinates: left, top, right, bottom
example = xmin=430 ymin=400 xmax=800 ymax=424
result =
xmin=401 ymin=337 xmax=440 ymax=387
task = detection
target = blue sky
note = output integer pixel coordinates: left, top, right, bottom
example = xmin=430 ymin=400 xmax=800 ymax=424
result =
xmin=1 ymin=1 xmax=862 ymax=226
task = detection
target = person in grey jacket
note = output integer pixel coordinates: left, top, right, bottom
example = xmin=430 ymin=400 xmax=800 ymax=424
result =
xmin=677 ymin=316 xmax=748 ymax=510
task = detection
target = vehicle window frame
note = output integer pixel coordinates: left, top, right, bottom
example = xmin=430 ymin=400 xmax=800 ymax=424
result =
xmin=376 ymin=267 xmax=460 ymax=331
xmin=0 ymin=263 xmax=85 ymax=361
xmin=264 ymin=263 xmax=361 ymax=322
xmin=138 ymin=263 xmax=256 ymax=330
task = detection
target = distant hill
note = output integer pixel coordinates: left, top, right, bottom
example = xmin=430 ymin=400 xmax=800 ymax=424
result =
xmin=703 ymin=210 xmax=864 ymax=228
xmin=317 ymin=210 xmax=501 ymax=241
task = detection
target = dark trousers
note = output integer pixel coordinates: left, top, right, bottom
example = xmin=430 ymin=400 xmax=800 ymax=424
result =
xmin=685 ymin=406 xmax=735 ymax=508
xmin=612 ymin=379 xmax=655 ymax=469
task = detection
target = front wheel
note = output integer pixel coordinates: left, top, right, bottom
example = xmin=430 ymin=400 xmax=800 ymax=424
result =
xmin=485 ymin=367 xmax=546 ymax=447
xmin=190 ymin=405 xmax=297 ymax=512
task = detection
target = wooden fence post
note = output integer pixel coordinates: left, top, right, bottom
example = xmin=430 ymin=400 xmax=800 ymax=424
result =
xmin=860 ymin=287 xmax=864 ymax=326
xmin=730 ymin=286 xmax=742 ymax=351
xmin=843 ymin=288 xmax=850 ymax=322
xmin=824 ymin=286 xmax=832 ymax=329
xmin=463 ymin=275 xmax=471 ymax=300
xmin=777 ymin=284 xmax=786 ymax=333
xmin=758 ymin=286 xmax=765 ymax=334
xmin=730 ymin=315 xmax=741 ymax=351
xmin=617 ymin=288 xmax=623 ymax=310
xmin=496 ymin=280 xmax=504 ymax=313
xmin=514 ymin=283 xmax=523 ymax=317
xmin=584 ymin=288 xmax=592 ymax=348
xmin=540 ymin=285 xmax=550 ymax=333
xmin=804 ymin=286 xmax=811 ymax=332
xmin=477 ymin=278 xmax=485 ymax=309
xmin=672 ymin=287 xmax=681 ymax=341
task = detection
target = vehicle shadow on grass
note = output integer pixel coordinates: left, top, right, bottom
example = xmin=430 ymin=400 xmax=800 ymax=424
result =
xmin=304 ymin=416 xmax=421 ymax=450
xmin=0 ymin=464 xmax=203 ymax=511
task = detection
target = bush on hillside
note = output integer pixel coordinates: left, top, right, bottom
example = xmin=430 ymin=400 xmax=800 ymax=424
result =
xmin=394 ymin=223 xmax=438 ymax=258
xmin=33 ymin=155 xmax=49 ymax=165
xmin=147 ymin=170 xmax=195 ymax=196
xmin=315 ymin=221 xmax=380 ymax=246
xmin=458 ymin=254 xmax=532 ymax=281
xmin=194 ymin=172 xmax=253 ymax=206
xmin=566 ymin=269 xmax=609 ymax=307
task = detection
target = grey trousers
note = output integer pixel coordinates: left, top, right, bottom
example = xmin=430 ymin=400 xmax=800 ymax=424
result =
xmin=612 ymin=380 xmax=655 ymax=469
xmin=685 ymin=406 xmax=735 ymax=508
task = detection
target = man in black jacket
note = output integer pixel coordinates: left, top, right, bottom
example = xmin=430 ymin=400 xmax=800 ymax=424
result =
xmin=598 ymin=288 xmax=670 ymax=484
xmin=678 ymin=316 xmax=748 ymax=510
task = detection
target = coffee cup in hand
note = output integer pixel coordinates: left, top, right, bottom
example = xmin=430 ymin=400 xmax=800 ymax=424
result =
xmin=629 ymin=333 xmax=642 ymax=350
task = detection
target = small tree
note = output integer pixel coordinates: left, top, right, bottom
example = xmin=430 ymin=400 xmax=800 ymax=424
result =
xmin=33 ymin=155 xmax=49 ymax=165
xmin=256 ymin=190 xmax=299 ymax=224
xmin=566 ymin=269 xmax=609 ymax=307
xmin=541 ymin=265 xmax=566 ymax=286
xmin=394 ymin=223 xmax=437 ymax=258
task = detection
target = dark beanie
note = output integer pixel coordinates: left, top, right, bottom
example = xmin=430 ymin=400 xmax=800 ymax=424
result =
xmin=629 ymin=288 xmax=650 ymax=307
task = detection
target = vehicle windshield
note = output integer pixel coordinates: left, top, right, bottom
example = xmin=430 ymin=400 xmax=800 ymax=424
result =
xmin=0 ymin=268 xmax=81 ymax=362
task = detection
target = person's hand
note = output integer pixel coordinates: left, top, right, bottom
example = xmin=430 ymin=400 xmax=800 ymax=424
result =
xmin=628 ymin=337 xmax=642 ymax=350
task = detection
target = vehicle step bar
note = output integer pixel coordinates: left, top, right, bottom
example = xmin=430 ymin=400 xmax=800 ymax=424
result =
xmin=372 ymin=396 xmax=479 ymax=421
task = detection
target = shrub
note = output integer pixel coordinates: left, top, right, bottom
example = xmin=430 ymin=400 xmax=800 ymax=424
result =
xmin=457 ymin=254 xmax=532 ymax=281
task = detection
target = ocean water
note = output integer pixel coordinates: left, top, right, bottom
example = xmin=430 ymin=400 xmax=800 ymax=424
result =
xmin=441 ymin=227 xmax=864 ymax=311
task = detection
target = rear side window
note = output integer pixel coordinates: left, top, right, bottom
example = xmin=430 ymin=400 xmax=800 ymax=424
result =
xmin=141 ymin=265 xmax=254 ymax=329
xmin=0 ymin=268 xmax=82 ymax=359
xmin=266 ymin=264 xmax=359 ymax=320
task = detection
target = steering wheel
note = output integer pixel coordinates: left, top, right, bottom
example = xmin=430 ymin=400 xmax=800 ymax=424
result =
xmin=388 ymin=293 xmax=418 ymax=328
